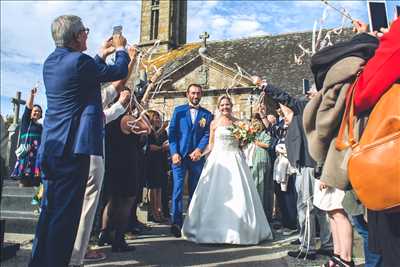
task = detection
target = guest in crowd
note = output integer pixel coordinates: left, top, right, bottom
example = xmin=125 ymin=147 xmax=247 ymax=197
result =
xmin=253 ymin=75 xmax=333 ymax=260
xmin=128 ymin=133 xmax=151 ymax=234
xmin=11 ymin=87 xmax=42 ymax=187
xmin=251 ymin=113 xmax=273 ymax=221
xmin=145 ymin=110 xmax=169 ymax=222
xmin=305 ymin=19 xmax=380 ymax=267
xmin=270 ymin=108 xmax=298 ymax=235
xmin=273 ymin=143 xmax=298 ymax=235
xmin=161 ymin=120 xmax=172 ymax=219
xmin=0 ymin=115 xmax=8 ymax=180
xmin=29 ymin=15 xmax=129 ymax=267
xmin=99 ymin=100 xmax=142 ymax=252
xmin=354 ymin=18 xmax=400 ymax=267
xmin=69 ymin=44 xmax=138 ymax=265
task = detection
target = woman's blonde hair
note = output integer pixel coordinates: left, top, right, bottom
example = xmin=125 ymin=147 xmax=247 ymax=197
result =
xmin=217 ymin=95 xmax=233 ymax=108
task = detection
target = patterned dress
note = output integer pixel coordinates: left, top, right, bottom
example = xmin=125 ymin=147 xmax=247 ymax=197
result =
xmin=11 ymin=107 xmax=42 ymax=185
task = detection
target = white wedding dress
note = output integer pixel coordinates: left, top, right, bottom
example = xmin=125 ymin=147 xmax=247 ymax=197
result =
xmin=182 ymin=126 xmax=274 ymax=244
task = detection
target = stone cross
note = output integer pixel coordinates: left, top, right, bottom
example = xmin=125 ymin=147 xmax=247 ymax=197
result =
xmin=199 ymin=32 xmax=210 ymax=48
xmin=7 ymin=91 xmax=26 ymax=173
xmin=11 ymin=91 xmax=26 ymax=124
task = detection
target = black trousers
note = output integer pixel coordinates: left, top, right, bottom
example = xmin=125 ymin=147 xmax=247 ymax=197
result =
xmin=29 ymin=152 xmax=89 ymax=267
xmin=368 ymin=210 xmax=400 ymax=267
xmin=274 ymin=174 xmax=298 ymax=230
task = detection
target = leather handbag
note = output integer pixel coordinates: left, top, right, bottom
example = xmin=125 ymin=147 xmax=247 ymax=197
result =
xmin=15 ymin=122 xmax=32 ymax=159
xmin=336 ymin=81 xmax=400 ymax=211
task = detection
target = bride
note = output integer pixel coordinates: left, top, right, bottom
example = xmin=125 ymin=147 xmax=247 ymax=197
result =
xmin=181 ymin=95 xmax=274 ymax=244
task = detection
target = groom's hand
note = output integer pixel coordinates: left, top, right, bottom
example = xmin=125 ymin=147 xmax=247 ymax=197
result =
xmin=189 ymin=149 xmax=202 ymax=161
xmin=172 ymin=153 xmax=182 ymax=165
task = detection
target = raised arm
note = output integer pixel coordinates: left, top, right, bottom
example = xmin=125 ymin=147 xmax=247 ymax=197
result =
xmin=111 ymin=46 xmax=138 ymax=92
xmin=103 ymin=90 xmax=130 ymax=125
xmin=252 ymin=76 xmax=302 ymax=114
xmin=94 ymin=35 xmax=129 ymax=83
xmin=26 ymin=87 xmax=37 ymax=110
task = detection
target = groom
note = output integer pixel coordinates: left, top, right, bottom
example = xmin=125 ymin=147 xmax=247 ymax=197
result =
xmin=168 ymin=83 xmax=213 ymax=237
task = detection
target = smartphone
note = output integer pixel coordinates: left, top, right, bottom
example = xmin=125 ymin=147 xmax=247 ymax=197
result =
xmin=396 ymin=5 xmax=400 ymax=18
xmin=113 ymin=25 xmax=123 ymax=35
xmin=367 ymin=1 xmax=389 ymax=32
xmin=302 ymin=79 xmax=310 ymax=95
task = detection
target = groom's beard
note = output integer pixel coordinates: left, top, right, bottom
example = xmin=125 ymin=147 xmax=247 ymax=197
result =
xmin=189 ymin=99 xmax=201 ymax=107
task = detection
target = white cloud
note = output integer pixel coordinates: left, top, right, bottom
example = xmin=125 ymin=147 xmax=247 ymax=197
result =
xmin=229 ymin=20 xmax=264 ymax=37
xmin=212 ymin=16 xmax=230 ymax=29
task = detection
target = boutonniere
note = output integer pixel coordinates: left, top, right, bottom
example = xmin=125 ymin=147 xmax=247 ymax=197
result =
xmin=199 ymin=117 xmax=207 ymax=128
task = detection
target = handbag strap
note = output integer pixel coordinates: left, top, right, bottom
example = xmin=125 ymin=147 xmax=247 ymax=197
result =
xmin=335 ymin=73 xmax=361 ymax=151
xmin=17 ymin=121 xmax=32 ymax=147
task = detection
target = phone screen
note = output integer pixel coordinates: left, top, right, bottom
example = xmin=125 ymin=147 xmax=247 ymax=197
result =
xmin=368 ymin=2 xmax=388 ymax=32
xmin=303 ymin=79 xmax=310 ymax=95
xmin=113 ymin=25 xmax=123 ymax=35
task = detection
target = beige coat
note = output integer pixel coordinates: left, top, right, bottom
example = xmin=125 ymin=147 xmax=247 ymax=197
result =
xmin=303 ymin=57 xmax=365 ymax=190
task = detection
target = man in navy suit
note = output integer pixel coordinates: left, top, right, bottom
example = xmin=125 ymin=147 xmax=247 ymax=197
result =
xmin=29 ymin=15 xmax=129 ymax=267
xmin=168 ymin=84 xmax=213 ymax=237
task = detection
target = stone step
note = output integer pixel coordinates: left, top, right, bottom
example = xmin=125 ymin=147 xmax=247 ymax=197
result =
xmin=2 ymin=185 xmax=36 ymax=196
xmin=1 ymin=211 xmax=38 ymax=235
xmin=2 ymin=179 xmax=21 ymax=187
xmin=1 ymin=194 xmax=36 ymax=213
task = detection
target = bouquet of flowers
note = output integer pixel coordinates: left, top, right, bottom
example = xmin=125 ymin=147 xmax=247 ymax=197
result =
xmin=228 ymin=121 xmax=258 ymax=147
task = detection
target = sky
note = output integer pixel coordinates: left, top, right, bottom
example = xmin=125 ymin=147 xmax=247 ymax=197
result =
xmin=1 ymin=0 xmax=399 ymax=117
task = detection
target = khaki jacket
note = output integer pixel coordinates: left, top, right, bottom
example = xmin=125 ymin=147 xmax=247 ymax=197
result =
xmin=303 ymin=57 xmax=365 ymax=189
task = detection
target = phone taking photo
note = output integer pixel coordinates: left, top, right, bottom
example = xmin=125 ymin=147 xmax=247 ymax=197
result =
xmin=367 ymin=1 xmax=389 ymax=32
xmin=302 ymin=78 xmax=310 ymax=95
xmin=113 ymin=25 xmax=123 ymax=35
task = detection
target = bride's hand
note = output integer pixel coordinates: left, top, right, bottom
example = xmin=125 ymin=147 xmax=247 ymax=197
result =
xmin=189 ymin=148 xmax=202 ymax=161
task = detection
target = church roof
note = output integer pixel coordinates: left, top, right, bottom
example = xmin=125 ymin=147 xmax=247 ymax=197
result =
xmin=151 ymin=28 xmax=354 ymax=97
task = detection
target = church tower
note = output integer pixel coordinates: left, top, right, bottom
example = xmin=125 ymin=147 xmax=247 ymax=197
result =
xmin=139 ymin=0 xmax=187 ymax=53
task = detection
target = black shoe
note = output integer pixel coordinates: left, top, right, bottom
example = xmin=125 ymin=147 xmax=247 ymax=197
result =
xmin=290 ymin=239 xmax=301 ymax=245
xmin=112 ymin=232 xmax=136 ymax=253
xmin=97 ymin=230 xmax=111 ymax=247
xmin=287 ymin=250 xmax=316 ymax=260
xmin=170 ymin=224 xmax=181 ymax=238
xmin=334 ymin=257 xmax=355 ymax=267
xmin=316 ymin=248 xmax=334 ymax=257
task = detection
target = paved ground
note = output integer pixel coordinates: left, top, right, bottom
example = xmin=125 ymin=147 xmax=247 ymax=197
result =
xmin=3 ymin=223 xmax=365 ymax=267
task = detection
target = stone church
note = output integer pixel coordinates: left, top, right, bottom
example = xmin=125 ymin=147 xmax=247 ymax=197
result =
xmin=132 ymin=0 xmax=353 ymax=120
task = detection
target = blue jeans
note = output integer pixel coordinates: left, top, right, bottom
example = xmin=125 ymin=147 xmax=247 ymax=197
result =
xmin=352 ymin=215 xmax=382 ymax=267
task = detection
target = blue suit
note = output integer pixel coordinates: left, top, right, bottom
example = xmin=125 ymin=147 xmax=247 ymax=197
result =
xmin=29 ymin=47 xmax=129 ymax=267
xmin=168 ymin=104 xmax=212 ymax=226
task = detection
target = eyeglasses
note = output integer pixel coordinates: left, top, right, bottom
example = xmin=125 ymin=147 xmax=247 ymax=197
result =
xmin=80 ymin=27 xmax=90 ymax=35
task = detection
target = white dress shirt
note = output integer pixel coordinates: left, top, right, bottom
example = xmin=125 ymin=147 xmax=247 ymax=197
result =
xmin=190 ymin=108 xmax=198 ymax=124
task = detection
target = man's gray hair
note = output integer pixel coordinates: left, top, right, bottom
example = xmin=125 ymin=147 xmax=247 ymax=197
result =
xmin=51 ymin=15 xmax=84 ymax=47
